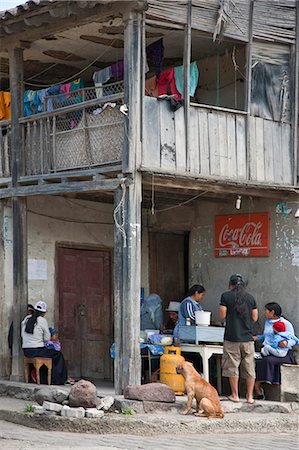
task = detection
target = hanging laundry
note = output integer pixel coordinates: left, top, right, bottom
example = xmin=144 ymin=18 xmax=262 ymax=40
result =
xmin=156 ymin=68 xmax=181 ymax=100
xmin=46 ymin=85 xmax=60 ymax=112
xmin=35 ymin=88 xmax=49 ymax=113
xmin=145 ymin=75 xmax=158 ymax=97
xmin=60 ymin=82 xmax=72 ymax=99
xmin=146 ymin=39 xmax=164 ymax=77
xmin=93 ymin=67 xmax=111 ymax=86
xmin=110 ymin=60 xmax=124 ymax=81
xmin=23 ymin=90 xmax=37 ymax=116
xmin=174 ymin=62 xmax=199 ymax=97
xmin=93 ymin=67 xmax=111 ymax=98
xmin=0 ymin=92 xmax=11 ymax=121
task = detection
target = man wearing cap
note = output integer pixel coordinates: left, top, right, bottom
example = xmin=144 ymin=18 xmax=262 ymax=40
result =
xmin=219 ymin=274 xmax=258 ymax=404
xmin=163 ymin=301 xmax=180 ymax=334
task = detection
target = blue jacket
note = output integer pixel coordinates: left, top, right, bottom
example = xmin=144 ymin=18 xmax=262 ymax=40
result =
xmin=258 ymin=318 xmax=298 ymax=350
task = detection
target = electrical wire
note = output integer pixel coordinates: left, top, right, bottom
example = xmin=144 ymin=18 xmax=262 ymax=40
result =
xmin=27 ymin=208 xmax=113 ymax=225
xmin=154 ymin=190 xmax=209 ymax=213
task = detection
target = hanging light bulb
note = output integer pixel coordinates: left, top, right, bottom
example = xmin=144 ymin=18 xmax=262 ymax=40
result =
xmin=235 ymin=195 xmax=242 ymax=210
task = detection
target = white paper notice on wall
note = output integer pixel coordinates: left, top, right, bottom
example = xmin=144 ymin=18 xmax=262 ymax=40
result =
xmin=28 ymin=259 xmax=48 ymax=280
xmin=291 ymin=246 xmax=299 ymax=267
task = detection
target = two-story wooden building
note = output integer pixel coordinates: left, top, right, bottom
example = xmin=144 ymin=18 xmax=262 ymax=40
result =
xmin=0 ymin=0 xmax=298 ymax=393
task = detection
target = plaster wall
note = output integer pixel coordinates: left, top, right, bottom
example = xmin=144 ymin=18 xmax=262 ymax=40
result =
xmin=146 ymin=196 xmax=299 ymax=334
xmin=1 ymin=196 xmax=149 ymax=377
xmin=188 ymin=197 xmax=299 ymax=334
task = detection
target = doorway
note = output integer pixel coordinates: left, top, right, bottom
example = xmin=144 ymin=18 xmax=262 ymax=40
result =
xmin=149 ymin=231 xmax=188 ymax=309
xmin=57 ymin=246 xmax=112 ymax=380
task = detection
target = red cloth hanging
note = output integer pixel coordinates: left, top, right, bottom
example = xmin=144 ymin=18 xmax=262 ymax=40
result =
xmin=156 ymin=68 xmax=182 ymax=100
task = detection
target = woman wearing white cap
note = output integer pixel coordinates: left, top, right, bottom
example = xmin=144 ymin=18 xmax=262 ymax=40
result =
xmin=21 ymin=300 xmax=68 ymax=385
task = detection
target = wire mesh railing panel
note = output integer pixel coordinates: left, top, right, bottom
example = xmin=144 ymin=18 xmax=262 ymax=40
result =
xmin=44 ymin=82 xmax=124 ymax=111
xmin=22 ymin=95 xmax=124 ymax=176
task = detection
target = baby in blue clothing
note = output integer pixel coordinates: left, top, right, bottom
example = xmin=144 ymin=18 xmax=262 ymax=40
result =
xmin=261 ymin=321 xmax=299 ymax=357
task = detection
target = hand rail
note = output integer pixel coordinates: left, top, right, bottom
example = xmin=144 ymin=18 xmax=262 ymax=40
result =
xmin=19 ymin=93 xmax=125 ymax=123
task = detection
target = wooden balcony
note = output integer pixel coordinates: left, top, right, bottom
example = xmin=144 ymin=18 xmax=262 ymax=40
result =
xmin=0 ymin=91 xmax=125 ymax=190
xmin=142 ymin=97 xmax=294 ymax=187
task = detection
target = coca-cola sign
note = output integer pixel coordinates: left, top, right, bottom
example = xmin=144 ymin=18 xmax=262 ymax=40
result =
xmin=215 ymin=213 xmax=270 ymax=257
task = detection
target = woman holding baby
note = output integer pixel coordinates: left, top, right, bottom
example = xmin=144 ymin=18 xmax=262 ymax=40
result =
xmin=254 ymin=302 xmax=298 ymax=400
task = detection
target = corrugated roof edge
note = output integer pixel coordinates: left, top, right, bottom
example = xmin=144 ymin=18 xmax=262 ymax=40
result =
xmin=0 ymin=0 xmax=57 ymax=20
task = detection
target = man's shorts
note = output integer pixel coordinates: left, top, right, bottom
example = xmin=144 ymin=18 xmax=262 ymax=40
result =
xmin=222 ymin=340 xmax=255 ymax=379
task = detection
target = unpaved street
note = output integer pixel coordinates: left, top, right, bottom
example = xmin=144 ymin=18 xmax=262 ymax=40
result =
xmin=0 ymin=420 xmax=298 ymax=450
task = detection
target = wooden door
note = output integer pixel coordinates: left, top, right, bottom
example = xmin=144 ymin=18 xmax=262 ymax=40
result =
xmin=149 ymin=232 xmax=187 ymax=310
xmin=57 ymin=247 xmax=112 ymax=380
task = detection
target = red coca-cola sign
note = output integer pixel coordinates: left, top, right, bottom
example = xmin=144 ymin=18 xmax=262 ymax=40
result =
xmin=215 ymin=213 xmax=270 ymax=257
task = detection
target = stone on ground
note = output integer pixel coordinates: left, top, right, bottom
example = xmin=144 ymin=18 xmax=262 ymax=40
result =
xmin=85 ymin=408 xmax=105 ymax=418
xmin=69 ymin=380 xmax=97 ymax=408
xmin=61 ymin=405 xmax=85 ymax=418
xmin=124 ymin=383 xmax=175 ymax=403
xmin=35 ymin=387 xmax=55 ymax=405
xmin=52 ymin=388 xmax=69 ymax=404
xmin=97 ymin=396 xmax=114 ymax=411
xmin=42 ymin=401 xmax=63 ymax=412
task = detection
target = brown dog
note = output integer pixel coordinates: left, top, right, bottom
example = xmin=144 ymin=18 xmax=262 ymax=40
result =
xmin=176 ymin=361 xmax=224 ymax=418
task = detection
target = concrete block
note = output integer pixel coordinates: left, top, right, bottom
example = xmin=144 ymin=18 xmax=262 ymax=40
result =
xmin=97 ymin=396 xmax=114 ymax=411
xmin=85 ymin=408 xmax=104 ymax=418
xmin=42 ymin=401 xmax=63 ymax=412
xmin=281 ymin=364 xmax=299 ymax=402
xmin=61 ymin=405 xmax=85 ymax=418
xmin=32 ymin=405 xmax=44 ymax=414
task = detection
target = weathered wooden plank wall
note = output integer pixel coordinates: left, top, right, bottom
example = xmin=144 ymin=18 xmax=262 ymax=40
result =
xmin=143 ymin=97 xmax=293 ymax=186
xmin=249 ymin=117 xmax=292 ymax=184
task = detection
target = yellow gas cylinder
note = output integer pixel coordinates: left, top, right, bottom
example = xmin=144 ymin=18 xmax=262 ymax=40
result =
xmin=160 ymin=346 xmax=185 ymax=395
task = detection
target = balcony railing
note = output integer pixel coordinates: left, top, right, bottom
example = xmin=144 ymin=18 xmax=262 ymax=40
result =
xmin=0 ymin=89 xmax=125 ymax=180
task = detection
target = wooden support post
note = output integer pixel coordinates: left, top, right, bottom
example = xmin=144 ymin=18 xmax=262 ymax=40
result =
xmin=8 ymin=46 xmax=28 ymax=381
xmin=114 ymin=175 xmax=142 ymax=393
xmin=114 ymin=9 xmax=143 ymax=393
xmin=114 ymin=186 xmax=124 ymax=394
xmin=123 ymin=10 xmax=142 ymax=172
xmin=184 ymin=0 xmax=192 ymax=171
xmin=292 ymin=3 xmax=299 ymax=185
xmin=245 ymin=0 xmax=254 ymax=181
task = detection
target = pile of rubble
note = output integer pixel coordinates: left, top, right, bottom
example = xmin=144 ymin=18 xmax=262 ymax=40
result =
xmin=32 ymin=379 xmax=115 ymax=418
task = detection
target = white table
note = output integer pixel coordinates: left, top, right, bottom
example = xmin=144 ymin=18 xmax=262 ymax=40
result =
xmin=180 ymin=343 xmax=223 ymax=394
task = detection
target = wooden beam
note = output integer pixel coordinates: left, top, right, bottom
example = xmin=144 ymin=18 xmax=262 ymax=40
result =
xmin=123 ymin=9 xmax=143 ymax=172
xmin=0 ymin=200 xmax=10 ymax=378
xmin=122 ymin=173 xmax=142 ymax=390
xmin=113 ymin=175 xmax=142 ymax=394
xmin=8 ymin=45 xmax=28 ymax=381
xmin=245 ymin=0 xmax=254 ymax=180
xmin=10 ymin=197 xmax=28 ymax=381
xmin=0 ymin=178 xmax=121 ymax=199
xmin=183 ymin=0 xmax=192 ymax=171
xmin=113 ymin=187 xmax=124 ymax=395
xmin=8 ymin=46 xmax=24 ymax=184
xmin=115 ymin=9 xmax=143 ymax=392
xmin=293 ymin=2 xmax=299 ymax=185
xmin=141 ymin=171 xmax=299 ymax=200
